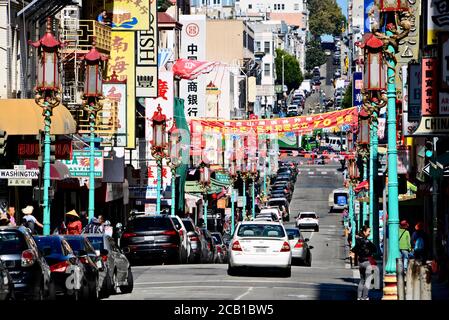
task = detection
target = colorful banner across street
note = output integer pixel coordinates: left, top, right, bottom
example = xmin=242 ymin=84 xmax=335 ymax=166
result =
xmin=190 ymin=108 xmax=357 ymax=135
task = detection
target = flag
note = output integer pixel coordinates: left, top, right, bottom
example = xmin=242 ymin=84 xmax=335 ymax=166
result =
xmin=173 ymin=59 xmax=219 ymax=80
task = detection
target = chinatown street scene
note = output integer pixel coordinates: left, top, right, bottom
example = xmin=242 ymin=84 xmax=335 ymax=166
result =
xmin=0 ymin=0 xmax=449 ymax=302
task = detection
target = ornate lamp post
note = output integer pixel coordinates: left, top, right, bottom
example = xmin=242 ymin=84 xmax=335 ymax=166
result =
xmin=81 ymin=40 xmax=108 ymax=221
xmin=348 ymin=157 xmax=360 ymax=248
xmin=371 ymin=0 xmax=412 ymax=300
xmin=357 ymin=110 xmax=370 ymax=228
xmin=229 ymin=161 xmax=238 ymax=235
xmin=249 ymin=157 xmax=258 ymax=219
xmin=150 ymin=106 xmax=168 ymax=214
xmin=358 ymin=32 xmax=388 ymax=245
xmin=30 ymin=17 xmax=63 ymax=235
xmin=199 ymin=162 xmax=211 ymax=229
xmin=168 ymin=120 xmax=182 ymax=217
xmin=240 ymin=157 xmax=250 ymax=217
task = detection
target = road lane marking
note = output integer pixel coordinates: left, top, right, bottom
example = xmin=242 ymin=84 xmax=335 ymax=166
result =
xmin=321 ymin=171 xmax=328 ymax=174
xmin=308 ymin=171 xmax=314 ymax=175
xmin=134 ymin=279 xmax=319 ymax=286
xmin=235 ymin=287 xmax=253 ymax=300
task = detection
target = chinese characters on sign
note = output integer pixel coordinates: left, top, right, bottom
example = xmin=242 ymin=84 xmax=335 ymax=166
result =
xmin=103 ymin=80 xmax=127 ymax=147
xmin=180 ymin=15 xmax=207 ymax=119
xmin=402 ymin=65 xmax=419 ymax=136
xmin=408 ymin=63 xmax=422 ymax=121
xmin=353 ymin=72 xmax=363 ymax=112
xmin=135 ymin=0 xmax=158 ymax=98
xmin=105 ymin=0 xmax=150 ymax=30
xmin=427 ymin=0 xmax=449 ymax=45
xmin=421 ymin=58 xmax=438 ymax=116
xmin=107 ymin=31 xmax=135 ymax=149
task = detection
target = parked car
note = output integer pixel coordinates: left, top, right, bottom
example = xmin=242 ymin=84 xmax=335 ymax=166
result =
xmin=285 ymin=228 xmax=313 ymax=267
xmin=296 ymin=212 xmax=319 ymax=232
xmin=0 ymin=258 xmax=14 ymax=300
xmin=269 ymin=190 xmax=292 ymax=202
xmin=34 ymin=235 xmax=86 ymax=300
xmin=228 ymin=221 xmax=291 ymax=277
xmin=120 ymin=214 xmax=185 ymax=264
xmin=86 ymin=234 xmax=133 ymax=296
xmin=181 ymin=218 xmax=203 ymax=263
xmin=259 ymin=208 xmax=282 ymax=221
xmin=267 ymin=198 xmax=290 ymax=221
xmin=0 ymin=226 xmax=52 ymax=300
xmin=211 ymin=232 xmax=228 ymax=263
xmin=170 ymin=215 xmax=190 ymax=263
xmin=200 ymin=228 xmax=216 ymax=263
xmin=254 ymin=212 xmax=280 ymax=223
xmin=63 ymin=235 xmax=102 ymax=300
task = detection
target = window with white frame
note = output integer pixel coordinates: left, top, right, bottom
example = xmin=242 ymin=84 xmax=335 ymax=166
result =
xmin=281 ymin=4 xmax=285 ymax=10
xmin=264 ymin=41 xmax=270 ymax=54
xmin=256 ymin=41 xmax=261 ymax=52
xmin=294 ymin=3 xmax=300 ymax=10
xmin=264 ymin=63 xmax=270 ymax=77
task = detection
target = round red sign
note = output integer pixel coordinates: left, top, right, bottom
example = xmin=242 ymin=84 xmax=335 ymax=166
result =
xmin=186 ymin=23 xmax=199 ymax=37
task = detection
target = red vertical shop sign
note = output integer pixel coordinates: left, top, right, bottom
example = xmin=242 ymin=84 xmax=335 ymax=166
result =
xmin=421 ymin=58 xmax=438 ymax=116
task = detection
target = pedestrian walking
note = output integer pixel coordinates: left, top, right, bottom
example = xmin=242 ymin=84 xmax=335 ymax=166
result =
xmin=399 ymin=220 xmax=412 ymax=272
xmin=65 ymin=210 xmax=82 ymax=235
xmin=411 ymin=222 xmax=428 ymax=261
xmin=6 ymin=206 xmax=16 ymax=226
xmin=21 ymin=205 xmax=43 ymax=234
xmin=351 ymin=225 xmax=377 ymax=300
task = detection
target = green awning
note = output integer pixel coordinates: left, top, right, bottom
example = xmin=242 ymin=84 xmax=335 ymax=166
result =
xmin=185 ymin=181 xmax=222 ymax=194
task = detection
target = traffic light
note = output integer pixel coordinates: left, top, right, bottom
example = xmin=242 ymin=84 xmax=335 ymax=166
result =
xmin=0 ymin=130 xmax=7 ymax=156
xmin=425 ymin=140 xmax=434 ymax=159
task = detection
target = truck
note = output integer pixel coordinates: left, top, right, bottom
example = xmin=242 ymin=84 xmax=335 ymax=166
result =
xmin=299 ymin=80 xmax=311 ymax=96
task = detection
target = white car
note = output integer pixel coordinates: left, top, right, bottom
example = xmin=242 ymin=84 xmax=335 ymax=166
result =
xmin=227 ymin=221 xmax=292 ymax=277
xmin=296 ymin=212 xmax=319 ymax=232
xmin=259 ymin=208 xmax=282 ymax=221
xmin=170 ymin=215 xmax=192 ymax=263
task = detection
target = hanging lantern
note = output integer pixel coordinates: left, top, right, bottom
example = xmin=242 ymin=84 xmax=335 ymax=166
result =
xmin=379 ymin=0 xmax=408 ymax=12
xmin=347 ymin=131 xmax=354 ymax=152
xmin=151 ymin=105 xmax=167 ymax=149
xmin=82 ymin=39 xmax=108 ymax=98
xmin=29 ymin=17 xmax=63 ymax=92
xmin=168 ymin=120 xmax=182 ymax=167
xmin=361 ymin=34 xmax=386 ymax=91
xmin=357 ymin=110 xmax=370 ymax=145
xmin=348 ymin=160 xmax=360 ymax=179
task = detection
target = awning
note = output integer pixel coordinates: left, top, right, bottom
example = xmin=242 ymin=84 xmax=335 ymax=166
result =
xmin=0 ymin=100 xmax=77 ymax=135
xmin=354 ymin=180 xmax=369 ymax=193
xmin=24 ymin=160 xmax=71 ymax=180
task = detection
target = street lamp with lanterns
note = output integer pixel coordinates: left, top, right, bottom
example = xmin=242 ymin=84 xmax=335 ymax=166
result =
xmin=81 ymin=39 xmax=108 ymax=221
xmin=357 ymin=109 xmax=370 ymax=230
xmin=347 ymin=156 xmax=360 ymax=248
xmin=370 ymin=0 xmax=412 ymax=299
xmin=168 ymin=120 xmax=182 ymax=217
xmin=199 ymin=162 xmax=211 ymax=229
xmin=249 ymin=157 xmax=258 ymax=219
xmin=240 ymin=156 xmax=250 ymax=217
xmin=29 ymin=17 xmax=63 ymax=235
xmin=229 ymin=160 xmax=238 ymax=234
xmin=150 ymin=106 xmax=168 ymax=215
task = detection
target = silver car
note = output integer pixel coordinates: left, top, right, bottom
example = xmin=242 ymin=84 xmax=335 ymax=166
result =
xmin=285 ymin=228 xmax=313 ymax=267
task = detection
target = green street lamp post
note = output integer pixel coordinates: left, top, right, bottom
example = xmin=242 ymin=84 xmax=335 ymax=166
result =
xmin=371 ymin=0 xmax=412 ymax=300
xmin=30 ymin=17 xmax=63 ymax=235
xmin=348 ymin=158 xmax=360 ymax=248
xmin=199 ymin=162 xmax=211 ymax=229
xmin=229 ymin=161 xmax=238 ymax=235
xmin=249 ymin=158 xmax=258 ymax=219
xmin=168 ymin=120 xmax=182 ymax=217
xmin=357 ymin=110 xmax=370 ymax=229
xmin=81 ymin=40 xmax=108 ymax=221
xmin=150 ymin=106 xmax=168 ymax=215
xmin=241 ymin=157 xmax=249 ymax=216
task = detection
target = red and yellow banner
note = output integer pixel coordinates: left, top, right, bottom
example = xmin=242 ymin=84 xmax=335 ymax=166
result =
xmin=190 ymin=107 xmax=358 ymax=135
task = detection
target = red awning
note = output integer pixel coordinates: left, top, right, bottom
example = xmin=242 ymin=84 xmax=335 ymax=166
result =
xmin=354 ymin=180 xmax=369 ymax=193
xmin=24 ymin=160 xmax=71 ymax=180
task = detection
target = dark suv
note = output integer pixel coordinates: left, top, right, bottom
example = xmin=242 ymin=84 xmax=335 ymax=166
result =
xmin=121 ymin=215 xmax=183 ymax=264
xmin=0 ymin=226 xmax=52 ymax=300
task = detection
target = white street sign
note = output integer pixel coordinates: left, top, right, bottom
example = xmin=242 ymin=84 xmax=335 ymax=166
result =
xmin=0 ymin=169 xmax=39 ymax=179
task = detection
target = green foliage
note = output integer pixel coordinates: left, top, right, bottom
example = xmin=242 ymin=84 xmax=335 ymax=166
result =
xmin=305 ymin=45 xmax=327 ymax=72
xmin=304 ymin=71 xmax=313 ymax=79
xmin=308 ymin=0 xmax=346 ymax=37
xmin=274 ymin=49 xmax=304 ymax=92
xmin=342 ymin=82 xmax=352 ymax=109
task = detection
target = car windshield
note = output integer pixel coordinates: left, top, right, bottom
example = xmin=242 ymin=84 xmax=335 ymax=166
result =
xmin=286 ymin=229 xmax=300 ymax=238
xmin=237 ymin=224 xmax=285 ymax=238
xmin=86 ymin=237 xmax=104 ymax=250
xmin=34 ymin=236 xmax=63 ymax=255
xmin=181 ymin=219 xmax=195 ymax=232
xmin=0 ymin=231 xmax=27 ymax=255
xmin=300 ymin=213 xmax=317 ymax=219
xmin=127 ymin=217 xmax=173 ymax=231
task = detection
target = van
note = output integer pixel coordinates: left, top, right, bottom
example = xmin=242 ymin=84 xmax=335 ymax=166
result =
xmin=325 ymin=136 xmax=346 ymax=152
xmin=328 ymin=188 xmax=349 ymax=212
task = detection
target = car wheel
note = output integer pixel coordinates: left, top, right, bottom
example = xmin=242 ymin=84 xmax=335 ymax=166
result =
xmin=281 ymin=267 xmax=291 ymax=277
xmin=315 ymin=227 xmax=319 ymax=232
xmin=227 ymin=265 xmax=238 ymax=276
xmin=119 ymin=268 xmax=134 ymax=294
xmin=99 ymin=271 xmax=112 ymax=299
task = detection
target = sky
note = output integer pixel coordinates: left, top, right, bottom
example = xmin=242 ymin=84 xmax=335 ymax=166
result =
xmin=337 ymin=0 xmax=348 ymax=18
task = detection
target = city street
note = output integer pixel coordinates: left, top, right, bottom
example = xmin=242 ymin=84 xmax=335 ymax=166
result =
xmin=304 ymin=56 xmax=335 ymax=115
xmin=108 ymin=162 xmax=358 ymax=300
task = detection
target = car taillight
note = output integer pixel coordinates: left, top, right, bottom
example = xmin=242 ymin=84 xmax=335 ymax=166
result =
xmin=50 ymin=260 xmax=69 ymax=273
xmin=231 ymin=241 xmax=242 ymax=251
xmin=294 ymin=240 xmax=304 ymax=248
xmin=122 ymin=232 xmax=137 ymax=239
xmin=21 ymin=249 xmax=36 ymax=267
xmin=101 ymin=255 xmax=108 ymax=262
xmin=280 ymin=241 xmax=291 ymax=252
xmin=163 ymin=230 xmax=177 ymax=236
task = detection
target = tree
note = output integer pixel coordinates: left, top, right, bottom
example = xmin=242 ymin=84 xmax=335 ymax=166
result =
xmin=342 ymin=82 xmax=352 ymax=109
xmin=308 ymin=0 xmax=346 ymax=37
xmin=274 ymin=49 xmax=304 ymax=92
xmin=305 ymin=46 xmax=327 ymax=72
